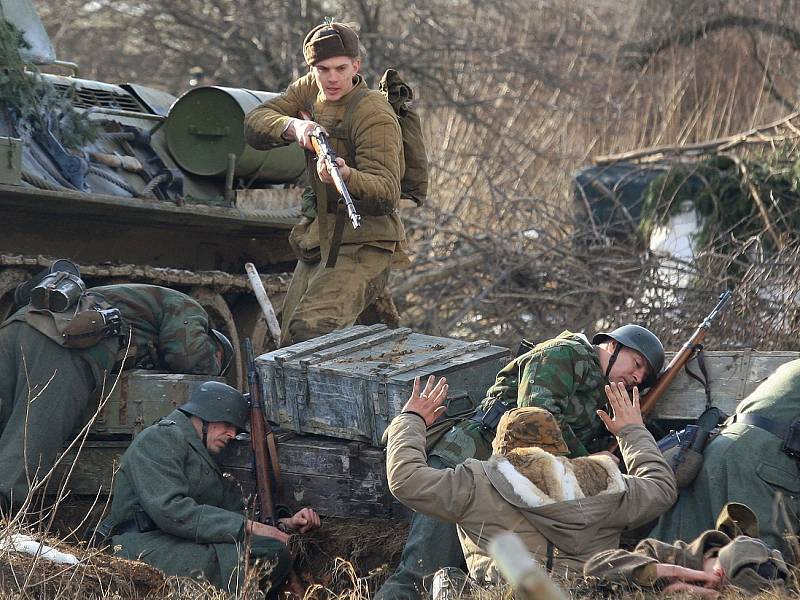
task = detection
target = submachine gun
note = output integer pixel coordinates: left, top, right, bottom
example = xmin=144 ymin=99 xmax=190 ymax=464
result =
xmin=609 ymin=290 xmax=733 ymax=459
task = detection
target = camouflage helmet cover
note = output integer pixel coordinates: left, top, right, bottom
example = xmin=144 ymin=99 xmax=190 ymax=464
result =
xmin=180 ymin=381 xmax=249 ymax=431
xmin=592 ymin=324 xmax=665 ymax=386
xmin=492 ymin=407 xmax=569 ymax=456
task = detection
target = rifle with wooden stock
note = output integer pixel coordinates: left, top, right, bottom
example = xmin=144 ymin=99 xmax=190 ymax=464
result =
xmin=244 ymin=338 xmax=306 ymax=597
xmin=608 ymin=290 xmax=732 ymax=452
xmin=243 ymin=338 xmax=282 ymax=524
xmin=298 ymin=111 xmax=361 ymax=232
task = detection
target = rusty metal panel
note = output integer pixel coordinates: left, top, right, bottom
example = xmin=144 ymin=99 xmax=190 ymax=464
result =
xmin=93 ymin=371 xmax=224 ymax=436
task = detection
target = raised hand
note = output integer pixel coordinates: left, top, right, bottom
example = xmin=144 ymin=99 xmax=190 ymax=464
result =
xmin=401 ymin=375 xmax=448 ymax=426
xmin=597 ymin=381 xmax=643 ymax=435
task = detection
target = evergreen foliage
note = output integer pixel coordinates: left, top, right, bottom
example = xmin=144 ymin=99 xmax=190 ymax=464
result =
xmin=639 ymin=149 xmax=800 ymax=254
xmin=0 ymin=19 xmax=96 ymax=149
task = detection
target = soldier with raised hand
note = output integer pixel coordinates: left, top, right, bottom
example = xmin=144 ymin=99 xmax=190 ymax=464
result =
xmin=0 ymin=276 xmax=232 ymax=512
xmin=385 ymin=376 xmax=675 ymax=587
xmin=244 ymin=20 xmax=406 ymax=347
xmin=376 ymin=324 xmax=666 ymax=600
xmin=105 ymin=381 xmax=320 ymax=593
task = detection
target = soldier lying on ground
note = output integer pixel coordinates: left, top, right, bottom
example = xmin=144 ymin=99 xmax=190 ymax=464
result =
xmin=585 ymin=503 xmax=790 ymax=598
xmin=0 ymin=272 xmax=233 ymax=512
xmin=650 ymin=358 xmax=800 ymax=564
xmin=385 ymin=376 xmax=676 ymax=587
xmin=376 ymin=324 xmax=666 ymax=600
xmin=104 ymin=381 xmax=321 ymax=593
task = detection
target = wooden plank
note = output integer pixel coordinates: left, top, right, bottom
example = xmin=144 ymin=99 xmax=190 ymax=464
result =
xmin=650 ymin=351 xmax=800 ymax=419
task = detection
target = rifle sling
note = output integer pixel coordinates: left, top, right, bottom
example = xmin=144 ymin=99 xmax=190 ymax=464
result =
xmin=325 ymin=204 xmax=347 ymax=268
xmin=683 ymin=346 xmax=713 ymax=409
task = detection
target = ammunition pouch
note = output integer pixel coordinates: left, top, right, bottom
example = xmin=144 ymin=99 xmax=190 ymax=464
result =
xmin=30 ymin=271 xmax=86 ymax=313
xmin=658 ymin=406 xmax=726 ymax=488
xmin=112 ymin=509 xmax=159 ymax=535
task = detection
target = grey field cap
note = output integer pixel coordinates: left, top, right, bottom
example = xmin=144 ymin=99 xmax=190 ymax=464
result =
xmin=180 ymin=381 xmax=249 ymax=431
xmin=593 ymin=324 xmax=665 ymax=386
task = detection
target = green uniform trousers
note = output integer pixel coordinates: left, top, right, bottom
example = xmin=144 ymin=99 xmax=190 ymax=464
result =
xmin=280 ymin=243 xmax=391 ymax=347
xmin=374 ymin=456 xmax=467 ymax=600
xmin=0 ymin=322 xmax=97 ymax=508
xmin=114 ymin=529 xmax=290 ymax=593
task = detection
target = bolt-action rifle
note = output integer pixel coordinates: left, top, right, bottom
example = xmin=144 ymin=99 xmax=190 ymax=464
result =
xmin=608 ymin=290 xmax=733 ymax=452
xmin=300 ymin=118 xmax=362 ymax=231
xmin=309 ymin=126 xmax=361 ymax=230
xmin=243 ymin=338 xmax=282 ymax=523
xmin=244 ymin=339 xmax=305 ymax=596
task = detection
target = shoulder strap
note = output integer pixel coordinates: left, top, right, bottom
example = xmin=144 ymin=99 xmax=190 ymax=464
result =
xmin=342 ymin=88 xmax=369 ymax=165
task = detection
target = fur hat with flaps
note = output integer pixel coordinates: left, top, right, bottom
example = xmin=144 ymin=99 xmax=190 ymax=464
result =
xmin=492 ymin=407 xmax=569 ymax=456
xmin=303 ymin=21 xmax=360 ymax=65
xmin=718 ymin=536 xmax=790 ymax=593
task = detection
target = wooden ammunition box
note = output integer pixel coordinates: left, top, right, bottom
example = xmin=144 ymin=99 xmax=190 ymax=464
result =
xmin=257 ymin=324 xmax=511 ymax=446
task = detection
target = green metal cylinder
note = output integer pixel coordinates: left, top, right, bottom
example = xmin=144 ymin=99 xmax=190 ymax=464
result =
xmin=165 ymin=86 xmax=305 ymax=183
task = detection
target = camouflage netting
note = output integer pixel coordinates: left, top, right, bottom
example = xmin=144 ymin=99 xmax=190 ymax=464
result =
xmin=639 ymin=148 xmax=800 ymax=254
xmin=0 ymin=18 xmax=96 ymax=148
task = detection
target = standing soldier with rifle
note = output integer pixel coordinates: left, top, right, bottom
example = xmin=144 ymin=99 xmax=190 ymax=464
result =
xmin=105 ymin=380 xmax=320 ymax=593
xmin=244 ymin=20 xmax=407 ymax=347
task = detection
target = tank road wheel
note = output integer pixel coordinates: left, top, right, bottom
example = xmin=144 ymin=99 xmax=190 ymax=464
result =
xmin=232 ymin=296 xmax=274 ymax=360
xmin=0 ymin=269 xmax=30 ymax=322
xmin=190 ymin=287 xmax=242 ymax=389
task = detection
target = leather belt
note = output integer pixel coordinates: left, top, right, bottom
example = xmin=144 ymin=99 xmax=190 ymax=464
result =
xmin=728 ymin=413 xmax=787 ymax=440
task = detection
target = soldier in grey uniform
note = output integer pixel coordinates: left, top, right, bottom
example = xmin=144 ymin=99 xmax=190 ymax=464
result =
xmin=0 ymin=271 xmax=233 ymax=512
xmin=106 ymin=381 xmax=320 ymax=593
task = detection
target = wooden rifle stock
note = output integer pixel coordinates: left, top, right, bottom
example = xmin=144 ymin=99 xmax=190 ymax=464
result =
xmin=244 ymin=338 xmax=304 ymax=597
xmin=608 ymin=290 xmax=732 ymax=452
xmin=298 ymin=111 xmax=361 ymax=229
xmin=243 ymin=338 xmax=280 ymax=523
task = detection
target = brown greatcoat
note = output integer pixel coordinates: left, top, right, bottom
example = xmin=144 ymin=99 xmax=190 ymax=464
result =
xmin=386 ymin=413 xmax=677 ymax=583
xmin=244 ymin=72 xmax=405 ymax=256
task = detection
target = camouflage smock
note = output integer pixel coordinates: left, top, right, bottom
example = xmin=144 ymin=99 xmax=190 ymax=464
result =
xmin=429 ymin=331 xmax=608 ymax=464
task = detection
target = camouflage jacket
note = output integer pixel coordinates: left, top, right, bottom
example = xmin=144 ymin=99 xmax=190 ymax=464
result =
xmin=430 ymin=331 xmax=608 ymax=464
xmin=5 ymin=284 xmax=221 ymax=378
xmin=86 ymin=284 xmax=221 ymax=375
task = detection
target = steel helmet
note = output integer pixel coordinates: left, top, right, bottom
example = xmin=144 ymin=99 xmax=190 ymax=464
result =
xmin=593 ymin=324 xmax=665 ymax=386
xmin=209 ymin=329 xmax=234 ymax=376
xmin=180 ymin=381 xmax=249 ymax=430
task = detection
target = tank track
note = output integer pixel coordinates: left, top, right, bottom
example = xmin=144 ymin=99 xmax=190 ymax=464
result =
xmin=0 ymin=253 xmax=291 ymax=294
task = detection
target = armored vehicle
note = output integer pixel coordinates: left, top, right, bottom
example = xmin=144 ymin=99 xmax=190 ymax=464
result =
xmin=0 ymin=0 xmax=309 ymax=385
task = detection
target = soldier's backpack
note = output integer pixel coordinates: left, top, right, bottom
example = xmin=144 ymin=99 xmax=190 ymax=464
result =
xmin=378 ymin=68 xmax=428 ymax=206
xmin=311 ymin=68 xmax=429 ymax=208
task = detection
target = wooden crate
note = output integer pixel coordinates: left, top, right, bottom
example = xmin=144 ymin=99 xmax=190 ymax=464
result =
xmin=92 ymin=371 xmax=224 ymax=437
xmin=650 ymin=351 xmax=800 ymax=420
xmin=258 ymin=324 xmax=510 ymax=446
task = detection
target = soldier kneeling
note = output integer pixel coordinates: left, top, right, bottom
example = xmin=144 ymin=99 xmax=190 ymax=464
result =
xmin=104 ymin=381 xmax=320 ymax=593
